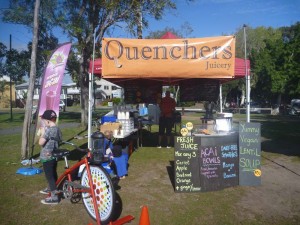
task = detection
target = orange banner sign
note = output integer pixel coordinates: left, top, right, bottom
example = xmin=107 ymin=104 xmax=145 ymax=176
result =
xmin=102 ymin=36 xmax=235 ymax=79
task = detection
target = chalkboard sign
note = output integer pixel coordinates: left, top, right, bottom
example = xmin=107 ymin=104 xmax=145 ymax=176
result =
xmin=199 ymin=145 xmax=223 ymax=191
xmin=174 ymin=133 xmax=239 ymax=192
xmin=221 ymin=144 xmax=239 ymax=188
xmin=174 ymin=136 xmax=201 ymax=192
xmin=239 ymin=122 xmax=261 ymax=186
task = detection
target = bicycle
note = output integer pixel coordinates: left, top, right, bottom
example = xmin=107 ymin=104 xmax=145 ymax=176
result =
xmin=53 ymin=141 xmax=134 ymax=225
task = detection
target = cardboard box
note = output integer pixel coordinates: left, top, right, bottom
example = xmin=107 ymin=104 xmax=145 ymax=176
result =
xmin=100 ymin=122 xmax=121 ymax=133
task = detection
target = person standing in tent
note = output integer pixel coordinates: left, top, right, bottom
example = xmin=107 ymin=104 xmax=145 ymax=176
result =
xmin=38 ymin=110 xmax=62 ymax=205
xmin=158 ymin=91 xmax=176 ymax=148
xmin=204 ymin=100 xmax=215 ymax=119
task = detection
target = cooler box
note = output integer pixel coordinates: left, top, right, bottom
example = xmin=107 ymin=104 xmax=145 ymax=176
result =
xmin=101 ymin=115 xmax=117 ymax=124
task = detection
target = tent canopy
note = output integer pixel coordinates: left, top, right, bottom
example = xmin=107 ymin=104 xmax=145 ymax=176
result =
xmin=88 ymin=32 xmax=250 ymax=103
xmin=88 ymin=57 xmax=250 ymax=83
xmin=89 ymin=32 xmax=250 ymax=81
xmin=160 ymin=31 xmax=179 ymax=39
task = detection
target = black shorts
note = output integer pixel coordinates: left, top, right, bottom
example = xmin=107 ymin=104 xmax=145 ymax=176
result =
xmin=159 ymin=116 xmax=173 ymax=135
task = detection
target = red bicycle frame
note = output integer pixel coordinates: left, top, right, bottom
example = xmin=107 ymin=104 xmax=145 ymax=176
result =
xmin=56 ymin=152 xmax=102 ymax=224
xmin=55 ymin=151 xmax=134 ymax=225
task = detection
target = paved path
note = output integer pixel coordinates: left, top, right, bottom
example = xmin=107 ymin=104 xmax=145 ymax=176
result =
xmin=0 ymin=122 xmax=81 ymax=135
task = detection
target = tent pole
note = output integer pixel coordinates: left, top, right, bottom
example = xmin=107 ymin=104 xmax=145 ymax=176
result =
xmin=88 ymin=72 xmax=93 ymax=149
xmin=219 ymin=83 xmax=223 ymax=113
xmin=88 ymin=26 xmax=98 ymax=149
xmin=243 ymin=25 xmax=250 ymax=122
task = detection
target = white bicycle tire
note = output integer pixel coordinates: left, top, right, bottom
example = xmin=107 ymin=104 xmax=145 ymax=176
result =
xmin=80 ymin=165 xmax=115 ymax=223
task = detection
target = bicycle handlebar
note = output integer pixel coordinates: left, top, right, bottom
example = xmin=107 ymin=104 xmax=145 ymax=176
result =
xmin=61 ymin=141 xmax=88 ymax=153
xmin=59 ymin=141 xmax=109 ymax=165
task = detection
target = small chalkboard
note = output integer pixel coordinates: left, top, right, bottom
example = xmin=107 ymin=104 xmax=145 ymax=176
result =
xmin=199 ymin=145 xmax=223 ymax=192
xmin=239 ymin=122 xmax=261 ymax=186
xmin=220 ymin=144 xmax=239 ymax=188
xmin=174 ymin=136 xmax=201 ymax=192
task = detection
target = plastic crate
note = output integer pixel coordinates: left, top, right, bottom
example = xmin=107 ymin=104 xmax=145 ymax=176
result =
xmin=101 ymin=115 xmax=117 ymax=124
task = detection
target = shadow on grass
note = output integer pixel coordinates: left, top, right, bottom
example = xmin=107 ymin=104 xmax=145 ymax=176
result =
xmin=167 ymin=160 xmax=175 ymax=191
xmin=138 ymin=128 xmax=179 ymax=148
xmin=251 ymin=115 xmax=300 ymax=157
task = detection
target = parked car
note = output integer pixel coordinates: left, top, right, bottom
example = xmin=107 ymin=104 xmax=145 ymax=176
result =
xmin=33 ymin=100 xmax=66 ymax=111
xmin=59 ymin=100 xmax=66 ymax=111
xmin=289 ymin=99 xmax=300 ymax=115
xmin=250 ymin=102 xmax=261 ymax=114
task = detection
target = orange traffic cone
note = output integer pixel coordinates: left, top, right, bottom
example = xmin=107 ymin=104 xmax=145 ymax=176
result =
xmin=139 ymin=205 xmax=150 ymax=225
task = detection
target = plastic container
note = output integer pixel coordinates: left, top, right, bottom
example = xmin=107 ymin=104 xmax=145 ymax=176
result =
xmin=101 ymin=115 xmax=117 ymax=124
xmin=102 ymin=162 xmax=113 ymax=174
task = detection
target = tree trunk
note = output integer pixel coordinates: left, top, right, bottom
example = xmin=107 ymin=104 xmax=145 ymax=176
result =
xmin=21 ymin=0 xmax=40 ymax=159
xmin=175 ymin=86 xmax=180 ymax=103
xmin=240 ymin=85 xmax=246 ymax=106
xmin=271 ymin=93 xmax=281 ymax=115
xmin=136 ymin=3 xmax=142 ymax=39
xmin=79 ymin=55 xmax=89 ymax=128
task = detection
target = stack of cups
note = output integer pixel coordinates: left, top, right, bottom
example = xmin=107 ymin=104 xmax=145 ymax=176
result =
xmin=116 ymin=110 xmax=133 ymax=134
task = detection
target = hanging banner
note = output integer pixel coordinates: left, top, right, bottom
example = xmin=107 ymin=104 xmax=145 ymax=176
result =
xmin=36 ymin=42 xmax=72 ymax=126
xmin=102 ymin=36 xmax=235 ymax=79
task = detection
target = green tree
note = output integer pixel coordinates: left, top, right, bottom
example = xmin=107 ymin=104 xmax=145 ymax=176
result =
xmin=3 ymin=0 xmax=59 ymax=80
xmin=281 ymin=22 xmax=300 ymax=99
xmin=3 ymin=0 xmax=177 ymax=126
xmin=5 ymin=49 xmax=30 ymax=82
xmin=0 ymin=42 xmax=7 ymax=75
xmin=54 ymin=0 xmax=176 ymax=126
xmin=251 ymin=37 xmax=287 ymax=105
xmin=145 ymin=22 xmax=193 ymax=39
xmin=224 ymin=26 xmax=283 ymax=106
xmin=250 ymin=22 xmax=300 ymax=109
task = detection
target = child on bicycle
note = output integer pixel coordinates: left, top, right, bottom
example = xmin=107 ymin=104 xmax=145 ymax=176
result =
xmin=38 ymin=110 xmax=62 ymax=205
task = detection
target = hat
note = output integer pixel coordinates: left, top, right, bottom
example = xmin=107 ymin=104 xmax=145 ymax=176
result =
xmin=41 ymin=110 xmax=57 ymax=120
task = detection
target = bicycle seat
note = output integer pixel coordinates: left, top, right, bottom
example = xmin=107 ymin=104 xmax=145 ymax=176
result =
xmin=52 ymin=149 xmax=70 ymax=158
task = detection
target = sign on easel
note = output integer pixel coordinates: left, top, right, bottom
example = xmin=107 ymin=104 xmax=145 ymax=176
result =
xmin=239 ymin=122 xmax=261 ymax=186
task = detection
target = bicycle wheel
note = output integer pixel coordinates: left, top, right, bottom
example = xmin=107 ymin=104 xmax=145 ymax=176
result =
xmin=81 ymin=165 xmax=115 ymax=224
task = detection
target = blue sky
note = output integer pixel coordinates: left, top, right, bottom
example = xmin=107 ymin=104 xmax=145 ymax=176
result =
xmin=0 ymin=0 xmax=299 ymax=51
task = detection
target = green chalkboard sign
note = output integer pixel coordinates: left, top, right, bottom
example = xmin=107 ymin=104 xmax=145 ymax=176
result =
xmin=174 ymin=136 xmax=201 ymax=192
xmin=239 ymin=122 xmax=261 ymax=186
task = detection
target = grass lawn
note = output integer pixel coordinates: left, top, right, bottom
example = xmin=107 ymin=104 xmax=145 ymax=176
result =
xmin=0 ymin=108 xmax=299 ymax=225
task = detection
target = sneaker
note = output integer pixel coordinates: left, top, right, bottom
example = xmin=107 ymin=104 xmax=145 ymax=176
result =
xmin=157 ymin=146 xmax=162 ymax=148
xmin=39 ymin=187 xmax=50 ymax=195
xmin=166 ymin=146 xmax=171 ymax=149
xmin=41 ymin=196 xmax=59 ymax=205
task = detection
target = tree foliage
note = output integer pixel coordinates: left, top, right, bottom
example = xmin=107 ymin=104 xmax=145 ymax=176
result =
xmin=281 ymin=22 xmax=300 ymax=98
xmin=145 ymin=23 xmax=193 ymax=39
xmin=0 ymin=42 xmax=7 ymax=75
xmin=2 ymin=1 xmax=184 ymax=126
xmin=223 ymin=25 xmax=293 ymax=106
xmin=250 ymin=22 xmax=300 ymax=104
xmin=52 ymin=0 xmax=177 ymax=125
